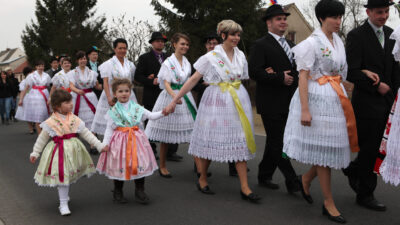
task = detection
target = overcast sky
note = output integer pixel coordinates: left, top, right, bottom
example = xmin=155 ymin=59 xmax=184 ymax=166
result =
xmin=0 ymin=0 xmax=399 ymax=51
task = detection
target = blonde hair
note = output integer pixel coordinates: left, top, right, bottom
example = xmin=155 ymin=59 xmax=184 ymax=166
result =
xmin=216 ymin=20 xmax=243 ymax=40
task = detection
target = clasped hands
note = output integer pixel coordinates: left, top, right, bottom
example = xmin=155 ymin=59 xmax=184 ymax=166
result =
xmin=266 ymin=67 xmax=293 ymax=86
xmin=361 ymin=70 xmax=390 ymax=96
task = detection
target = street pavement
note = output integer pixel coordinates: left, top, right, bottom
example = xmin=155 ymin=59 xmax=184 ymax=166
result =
xmin=0 ymin=122 xmax=399 ymax=225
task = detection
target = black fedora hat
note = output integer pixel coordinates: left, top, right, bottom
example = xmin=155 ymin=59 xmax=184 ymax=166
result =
xmin=364 ymin=0 xmax=394 ymax=8
xmin=149 ymin=32 xmax=168 ymax=44
xmin=262 ymin=4 xmax=291 ymax=21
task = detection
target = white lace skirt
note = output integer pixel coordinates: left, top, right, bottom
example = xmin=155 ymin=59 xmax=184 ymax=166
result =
xmin=17 ymin=89 xmax=49 ymax=123
xmin=145 ymin=89 xmax=196 ymax=143
xmin=283 ymin=81 xmax=351 ymax=169
xmin=91 ymin=88 xmax=137 ymax=135
xmin=71 ymin=92 xmax=98 ymax=130
xmin=188 ymin=85 xmax=255 ymax=163
xmin=380 ymin=92 xmax=400 ymax=186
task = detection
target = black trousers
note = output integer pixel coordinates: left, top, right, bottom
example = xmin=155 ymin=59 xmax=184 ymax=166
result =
xmin=258 ymin=114 xmax=297 ymax=181
xmin=348 ymin=118 xmax=387 ymax=198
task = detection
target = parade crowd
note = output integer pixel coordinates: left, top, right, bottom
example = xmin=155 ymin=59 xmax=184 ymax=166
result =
xmin=2 ymin=0 xmax=400 ymax=224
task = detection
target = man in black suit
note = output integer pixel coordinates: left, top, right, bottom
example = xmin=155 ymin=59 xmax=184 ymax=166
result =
xmin=135 ymin=32 xmax=181 ymax=161
xmin=45 ymin=56 xmax=61 ymax=78
xmin=248 ymin=4 xmax=300 ymax=193
xmin=86 ymin=46 xmax=103 ymax=99
xmin=345 ymin=0 xmax=400 ymax=211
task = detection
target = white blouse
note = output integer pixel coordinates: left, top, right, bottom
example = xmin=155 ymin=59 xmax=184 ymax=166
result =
xmin=51 ymin=69 xmax=71 ymax=88
xmin=67 ymin=67 xmax=98 ymax=89
xmin=99 ymin=56 xmax=136 ymax=82
xmin=292 ymin=28 xmax=348 ymax=81
xmin=25 ymin=71 xmax=51 ymax=87
xmin=157 ymin=54 xmax=192 ymax=89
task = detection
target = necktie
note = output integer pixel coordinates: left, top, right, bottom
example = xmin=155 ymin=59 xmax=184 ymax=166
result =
xmin=279 ymin=37 xmax=293 ymax=64
xmin=377 ymin=29 xmax=384 ymax=48
xmin=158 ymin=54 xmax=163 ymax=64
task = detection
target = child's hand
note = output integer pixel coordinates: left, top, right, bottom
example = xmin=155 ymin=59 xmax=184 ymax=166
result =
xmin=30 ymin=156 xmax=37 ymax=164
xmin=101 ymin=145 xmax=109 ymax=152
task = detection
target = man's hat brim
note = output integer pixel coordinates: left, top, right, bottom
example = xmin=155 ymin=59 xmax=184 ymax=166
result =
xmin=262 ymin=12 xmax=291 ymax=21
xmin=364 ymin=2 xmax=394 ymax=8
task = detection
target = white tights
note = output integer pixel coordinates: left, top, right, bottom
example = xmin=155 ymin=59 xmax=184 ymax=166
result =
xmin=57 ymin=185 xmax=70 ymax=205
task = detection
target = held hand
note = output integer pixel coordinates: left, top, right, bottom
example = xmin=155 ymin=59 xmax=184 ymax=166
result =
xmin=47 ymin=99 xmax=51 ymax=105
xmin=153 ymin=78 xmax=158 ymax=85
xmin=18 ymin=99 xmax=23 ymax=106
xmin=107 ymin=97 xmax=116 ymax=106
xmin=78 ymin=90 xmax=85 ymax=95
xmin=377 ymin=82 xmax=391 ymax=96
xmin=148 ymin=74 xmax=155 ymax=79
xmin=101 ymin=145 xmax=109 ymax=152
xmin=301 ymin=110 xmax=312 ymax=126
xmin=283 ymin=71 xmax=294 ymax=86
xmin=165 ymin=102 xmax=177 ymax=114
xmin=30 ymin=156 xmax=37 ymax=164
xmin=362 ymin=70 xmax=380 ymax=85
xmin=265 ymin=67 xmax=275 ymax=74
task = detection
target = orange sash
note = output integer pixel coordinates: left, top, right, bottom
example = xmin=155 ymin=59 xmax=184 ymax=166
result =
xmin=317 ymin=75 xmax=359 ymax=152
xmin=116 ymin=126 xmax=139 ymax=179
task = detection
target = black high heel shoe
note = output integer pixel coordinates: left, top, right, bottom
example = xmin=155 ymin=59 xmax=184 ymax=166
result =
xmin=196 ymin=182 xmax=215 ymax=195
xmin=240 ymin=191 xmax=261 ymax=203
xmin=298 ymin=175 xmax=313 ymax=204
xmin=322 ymin=205 xmax=346 ymax=224
xmin=158 ymin=169 xmax=172 ymax=178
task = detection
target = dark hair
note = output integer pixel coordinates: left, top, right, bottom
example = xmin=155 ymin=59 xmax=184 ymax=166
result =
xmin=61 ymin=56 xmax=72 ymax=64
xmin=50 ymin=56 xmax=58 ymax=63
xmin=113 ymin=38 xmax=128 ymax=49
xmin=35 ymin=60 xmax=45 ymax=66
xmin=76 ymin=51 xmax=87 ymax=61
xmin=22 ymin=66 xmax=33 ymax=76
xmin=171 ymin=33 xmax=190 ymax=45
xmin=315 ymin=0 xmax=345 ymax=25
xmin=111 ymin=78 xmax=133 ymax=94
xmin=50 ymin=89 xmax=72 ymax=111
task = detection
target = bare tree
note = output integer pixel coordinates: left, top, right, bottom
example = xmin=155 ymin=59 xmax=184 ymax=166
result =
xmin=105 ymin=14 xmax=155 ymax=64
xmin=301 ymin=0 xmax=366 ymax=39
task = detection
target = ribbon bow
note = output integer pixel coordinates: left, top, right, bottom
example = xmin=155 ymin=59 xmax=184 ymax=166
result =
xmin=116 ymin=126 xmax=139 ymax=180
xmin=213 ymin=81 xmax=256 ymax=154
xmin=47 ymin=133 xmax=78 ymax=182
xmin=317 ymin=75 xmax=359 ymax=152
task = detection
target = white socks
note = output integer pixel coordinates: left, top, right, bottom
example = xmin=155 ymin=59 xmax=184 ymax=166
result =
xmin=57 ymin=185 xmax=71 ymax=216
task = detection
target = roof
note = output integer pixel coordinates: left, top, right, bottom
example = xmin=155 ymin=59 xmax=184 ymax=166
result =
xmin=13 ymin=61 xmax=29 ymax=74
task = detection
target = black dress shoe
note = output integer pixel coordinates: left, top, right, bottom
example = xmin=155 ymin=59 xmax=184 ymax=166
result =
xmin=167 ymin=153 xmax=183 ymax=161
xmin=196 ymin=183 xmax=215 ymax=195
xmin=285 ymin=177 xmax=301 ymax=194
xmin=322 ymin=205 xmax=346 ymax=224
xmin=240 ymin=191 xmax=261 ymax=203
xmin=356 ymin=196 xmax=386 ymax=211
xmin=158 ymin=169 xmax=172 ymax=178
xmin=258 ymin=179 xmax=279 ymax=190
xmin=298 ymin=175 xmax=313 ymax=204
xmin=135 ymin=189 xmax=150 ymax=204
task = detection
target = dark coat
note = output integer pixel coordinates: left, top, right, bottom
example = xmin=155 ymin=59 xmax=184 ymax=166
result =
xmin=87 ymin=61 xmax=102 ymax=98
xmin=248 ymin=33 xmax=298 ymax=117
xmin=134 ymin=51 xmax=167 ymax=110
xmin=346 ymin=21 xmax=400 ymax=119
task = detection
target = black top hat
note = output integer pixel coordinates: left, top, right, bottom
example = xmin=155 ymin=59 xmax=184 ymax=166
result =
xmin=364 ymin=0 xmax=394 ymax=8
xmin=203 ymin=32 xmax=220 ymax=43
xmin=149 ymin=32 xmax=168 ymax=44
xmin=262 ymin=4 xmax=291 ymax=21
xmin=86 ymin=46 xmax=99 ymax=55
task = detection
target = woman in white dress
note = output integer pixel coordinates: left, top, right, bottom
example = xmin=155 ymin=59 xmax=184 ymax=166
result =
xmin=18 ymin=60 xmax=51 ymax=134
xmin=49 ymin=56 xmax=72 ymax=98
xmin=91 ymin=38 xmax=137 ymax=135
xmin=283 ymin=0 xmax=356 ymax=223
xmin=15 ymin=66 xmax=34 ymax=134
xmin=145 ymin=33 xmax=196 ymax=178
xmin=164 ymin=20 xmax=260 ymax=203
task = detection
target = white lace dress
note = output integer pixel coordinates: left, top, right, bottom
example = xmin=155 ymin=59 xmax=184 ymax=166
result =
xmin=188 ymin=45 xmax=255 ymax=162
xmin=91 ymin=56 xmax=137 ymax=135
xmin=15 ymin=78 xmax=28 ymax=120
xmin=17 ymin=71 xmax=51 ymax=123
xmin=67 ymin=67 xmax=99 ymax=129
xmin=283 ymin=28 xmax=351 ymax=169
xmin=145 ymin=54 xmax=196 ymax=143
xmin=51 ymin=69 xmax=70 ymax=89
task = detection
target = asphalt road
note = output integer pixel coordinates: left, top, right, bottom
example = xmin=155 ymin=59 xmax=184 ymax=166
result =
xmin=0 ymin=122 xmax=399 ymax=225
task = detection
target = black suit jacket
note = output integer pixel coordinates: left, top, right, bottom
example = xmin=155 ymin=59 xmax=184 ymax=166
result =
xmin=134 ymin=51 xmax=167 ymax=110
xmin=87 ymin=61 xmax=102 ymax=98
xmin=248 ymin=33 xmax=298 ymax=117
xmin=346 ymin=21 xmax=400 ymax=119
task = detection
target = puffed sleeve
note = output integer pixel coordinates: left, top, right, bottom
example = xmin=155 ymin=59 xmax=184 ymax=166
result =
xmin=129 ymin=61 xmax=136 ymax=81
xmin=44 ymin=72 xmax=52 ymax=86
xmin=91 ymin=70 xmax=99 ymax=86
xmin=19 ymin=79 xmax=26 ymax=91
xmin=292 ymin=38 xmax=315 ymax=72
xmin=391 ymin=26 xmax=400 ymax=62
xmin=25 ymin=74 xmax=34 ymax=87
xmin=66 ymin=70 xmax=76 ymax=84
xmin=194 ymin=55 xmax=211 ymax=76
xmin=99 ymin=61 xmax=112 ymax=79
xmin=240 ymin=51 xmax=249 ymax=80
xmin=157 ymin=63 xmax=173 ymax=89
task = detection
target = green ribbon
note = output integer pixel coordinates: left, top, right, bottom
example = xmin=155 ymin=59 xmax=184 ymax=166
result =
xmin=170 ymin=83 xmax=197 ymax=120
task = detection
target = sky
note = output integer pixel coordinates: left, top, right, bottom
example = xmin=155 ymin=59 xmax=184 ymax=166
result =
xmin=0 ymin=0 xmax=399 ymax=51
